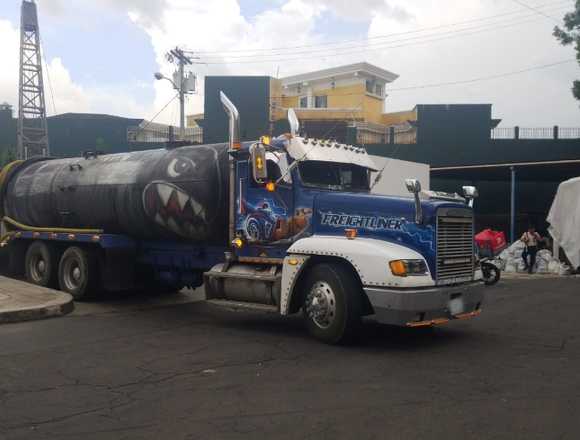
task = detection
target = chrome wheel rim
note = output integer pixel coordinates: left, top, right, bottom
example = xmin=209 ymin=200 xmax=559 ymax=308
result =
xmin=305 ymin=281 xmax=337 ymax=329
xmin=63 ymin=259 xmax=82 ymax=291
xmin=30 ymin=255 xmax=46 ymax=282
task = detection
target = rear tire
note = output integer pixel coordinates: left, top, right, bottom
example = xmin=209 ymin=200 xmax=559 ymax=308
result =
xmin=25 ymin=241 xmax=58 ymax=288
xmin=482 ymin=262 xmax=501 ymax=286
xmin=302 ymin=263 xmax=362 ymax=344
xmin=58 ymin=247 xmax=100 ymax=301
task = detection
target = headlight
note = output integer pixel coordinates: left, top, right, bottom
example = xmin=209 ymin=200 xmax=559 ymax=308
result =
xmin=389 ymin=259 xmax=428 ymax=277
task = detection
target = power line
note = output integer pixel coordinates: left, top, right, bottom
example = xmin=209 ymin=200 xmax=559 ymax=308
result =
xmin=265 ymin=59 xmax=575 ymax=99
xmin=140 ymin=94 xmax=179 ymax=131
xmin=510 ymin=0 xmax=562 ymax=24
xmin=388 ymin=59 xmax=575 ymax=91
xmin=196 ymin=10 xmax=568 ymax=65
xmin=191 ymin=0 xmax=568 ymax=57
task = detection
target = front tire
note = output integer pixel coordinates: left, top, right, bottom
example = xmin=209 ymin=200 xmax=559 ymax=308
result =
xmin=25 ymin=241 xmax=58 ymax=288
xmin=58 ymin=247 xmax=100 ymax=301
xmin=302 ymin=263 xmax=362 ymax=344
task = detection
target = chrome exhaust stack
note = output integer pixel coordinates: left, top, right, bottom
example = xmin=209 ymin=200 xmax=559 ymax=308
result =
xmin=220 ymin=91 xmax=240 ymax=245
xmin=220 ymin=91 xmax=241 ymax=151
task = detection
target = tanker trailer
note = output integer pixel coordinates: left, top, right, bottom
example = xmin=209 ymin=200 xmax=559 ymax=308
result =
xmin=0 ymin=91 xmax=486 ymax=344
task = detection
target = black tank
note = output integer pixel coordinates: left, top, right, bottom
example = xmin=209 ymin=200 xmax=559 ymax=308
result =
xmin=2 ymin=144 xmax=230 ymax=244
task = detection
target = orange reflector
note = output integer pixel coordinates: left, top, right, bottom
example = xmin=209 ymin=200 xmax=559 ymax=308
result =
xmin=288 ymin=258 xmax=299 ymax=266
xmin=232 ymin=141 xmax=241 ymax=150
xmin=256 ymin=156 xmax=264 ymax=170
xmin=265 ymin=181 xmax=276 ymax=192
xmin=454 ymin=310 xmax=481 ymax=320
xmin=389 ymin=260 xmax=407 ymax=277
xmin=345 ymin=228 xmax=357 ymax=240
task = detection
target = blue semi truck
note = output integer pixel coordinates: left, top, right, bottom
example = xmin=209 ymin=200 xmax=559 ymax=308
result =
xmin=0 ymin=93 xmax=484 ymax=343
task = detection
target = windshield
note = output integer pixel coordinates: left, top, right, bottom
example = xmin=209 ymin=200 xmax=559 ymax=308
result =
xmin=298 ymin=161 xmax=370 ymax=191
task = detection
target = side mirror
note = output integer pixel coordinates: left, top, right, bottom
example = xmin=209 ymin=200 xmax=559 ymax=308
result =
xmin=405 ymin=178 xmax=423 ymax=224
xmin=251 ymin=143 xmax=268 ymax=183
xmin=405 ymin=179 xmax=422 ymax=194
xmin=462 ymin=186 xmax=478 ymax=208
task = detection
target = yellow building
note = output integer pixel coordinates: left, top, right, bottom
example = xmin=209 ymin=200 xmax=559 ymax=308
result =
xmin=278 ymin=62 xmax=399 ymax=125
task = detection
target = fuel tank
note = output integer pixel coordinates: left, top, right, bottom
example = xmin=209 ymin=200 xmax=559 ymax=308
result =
xmin=1 ymin=144 xmax=230 ymax=243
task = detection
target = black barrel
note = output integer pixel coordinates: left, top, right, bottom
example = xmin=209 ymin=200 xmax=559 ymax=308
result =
xmin=2 ymin=144 xmax=230 ymax=243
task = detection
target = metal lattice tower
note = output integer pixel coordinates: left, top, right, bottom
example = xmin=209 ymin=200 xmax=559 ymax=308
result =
xmin=17 ymin=0 xmax=49 ymax=159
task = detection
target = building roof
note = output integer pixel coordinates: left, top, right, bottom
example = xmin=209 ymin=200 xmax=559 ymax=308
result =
xmin=281 ymin=62 xmax=399 ymax=86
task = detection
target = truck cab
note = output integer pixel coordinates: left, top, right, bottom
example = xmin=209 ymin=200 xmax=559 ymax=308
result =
xmin=204 ymin=93 xmax=485 ymax=343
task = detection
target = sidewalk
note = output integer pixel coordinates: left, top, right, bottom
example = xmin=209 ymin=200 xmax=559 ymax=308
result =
xmin=0 ymin=276 xmax=74 ymax=323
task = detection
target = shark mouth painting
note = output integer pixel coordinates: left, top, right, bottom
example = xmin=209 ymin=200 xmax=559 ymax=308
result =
xmin=143 ymin=181 xmax=208 ymax=239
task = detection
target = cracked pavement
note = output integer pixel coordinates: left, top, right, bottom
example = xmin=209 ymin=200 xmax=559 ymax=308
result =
xmin=0 ymin=277 xmax=579 ymax=439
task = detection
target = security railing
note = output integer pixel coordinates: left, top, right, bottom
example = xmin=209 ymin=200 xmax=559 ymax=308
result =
xmin=491 ymin=126 xmax=580 ymax=140
xmin=128 ymin=123 xmax=203 ymax=144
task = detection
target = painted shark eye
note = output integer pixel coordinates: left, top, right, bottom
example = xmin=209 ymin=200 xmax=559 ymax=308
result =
xmin=167 ymin=157 xmax=195 ymax=178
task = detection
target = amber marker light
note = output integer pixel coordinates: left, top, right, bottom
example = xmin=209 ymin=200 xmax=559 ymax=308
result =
xmin=232 ymin=237 xmax=244 ymax=249
xmin=260 ymin=135 xmax=271 ymax=146
xmin=265 ymin=181 xmax=276 ymax=192
xmin=256 ymin=156 xmax=264 ymax=170
xmin=345 ymin=228 xmax=357 ymax=240
xmin=232 ymin=141 xmax=242 ymax=150
xmin=389 ymin=260 xmax=407 ymax=277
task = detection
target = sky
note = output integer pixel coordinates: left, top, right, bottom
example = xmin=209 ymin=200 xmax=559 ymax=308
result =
xmin=0 ymin=0 xmax=579 ymax=126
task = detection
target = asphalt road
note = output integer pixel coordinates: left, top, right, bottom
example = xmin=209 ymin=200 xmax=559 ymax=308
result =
xmin=0 ymin=277 xmax=579 ymax=440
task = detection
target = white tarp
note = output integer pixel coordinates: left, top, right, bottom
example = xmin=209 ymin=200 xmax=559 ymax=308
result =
xmin=547 ymin=176 xmax=580 ymax=270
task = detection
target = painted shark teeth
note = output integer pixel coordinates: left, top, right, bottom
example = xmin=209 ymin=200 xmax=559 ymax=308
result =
xmin=157 ymin=185 xmax=172 ymax=207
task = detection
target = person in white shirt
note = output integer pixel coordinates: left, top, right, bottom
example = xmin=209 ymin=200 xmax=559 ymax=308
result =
xmin=520 ymin=226 xmax=543 ymax=274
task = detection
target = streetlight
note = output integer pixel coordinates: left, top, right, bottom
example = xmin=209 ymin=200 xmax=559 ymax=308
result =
xmin=154 ymin=71 xmax=184 ymax=140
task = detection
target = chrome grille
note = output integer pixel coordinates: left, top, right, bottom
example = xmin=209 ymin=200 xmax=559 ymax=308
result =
xmin=436 ymin=214 xmax=474 ymax=284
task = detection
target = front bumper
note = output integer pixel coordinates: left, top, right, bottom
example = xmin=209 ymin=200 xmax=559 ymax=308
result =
xmin=364 ymin=281 xmax=485 ymax=327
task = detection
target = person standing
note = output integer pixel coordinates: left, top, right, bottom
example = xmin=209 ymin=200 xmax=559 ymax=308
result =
xmin=521 ymin=226 xmax=542 ymax=274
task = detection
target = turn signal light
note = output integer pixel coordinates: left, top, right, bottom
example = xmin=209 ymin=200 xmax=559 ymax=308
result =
xmin=232 ymin=141 xmax=242 ymax=150
xmin=260 ymin=135 xmax=271 ymax=146
xmin=389 ymin=260 xmax=407 ymax=277
xmin=232 ymin=237 xmax=244 ymax=249
xmin=345 ymin=228 xmax=357 ymax=240
xmin=265 ymin=181 xmax=276 ymax=192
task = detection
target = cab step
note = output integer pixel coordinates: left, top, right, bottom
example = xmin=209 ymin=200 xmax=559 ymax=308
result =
xmin=206 ymin=299 xmax=278 ymax=313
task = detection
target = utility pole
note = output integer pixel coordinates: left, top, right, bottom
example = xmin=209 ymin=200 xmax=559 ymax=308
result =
xmin=158 ymin=47 xmax=197 ymax=141
xmin=17 ymin=0 xmax=49 ymax=159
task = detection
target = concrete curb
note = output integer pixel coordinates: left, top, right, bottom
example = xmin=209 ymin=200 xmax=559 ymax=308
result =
xmin=0 ymin=277 xmax=74 ymax=324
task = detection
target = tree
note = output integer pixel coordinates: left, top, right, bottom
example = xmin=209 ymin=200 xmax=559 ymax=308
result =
xmin=554 ymin=1 xmax=580 ymax=100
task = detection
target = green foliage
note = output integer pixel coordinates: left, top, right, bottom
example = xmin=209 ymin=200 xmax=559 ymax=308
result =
xmin=553 ymin=1 xmax=580 ymax=100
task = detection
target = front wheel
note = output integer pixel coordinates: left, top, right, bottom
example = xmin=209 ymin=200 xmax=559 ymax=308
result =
xmin=302 ymin=263 xmax=362 ymax=344
xmin=481 ymin=262 xmax=501 ymax=286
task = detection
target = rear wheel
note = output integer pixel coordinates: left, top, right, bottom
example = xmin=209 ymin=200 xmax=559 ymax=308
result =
xmin=481 ymin=262 xmax=501 ymax=286
xmin=58 ymin=247 xmax=100 ymax=301
xmin=302 ymin=263 xmax=362 ymax=344
xmin=25 ymin=241 xmax=58 ymax=288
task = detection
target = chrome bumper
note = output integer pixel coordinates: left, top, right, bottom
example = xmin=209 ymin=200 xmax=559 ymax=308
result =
xmin=364 ymin=281 xmax=485 ymax=327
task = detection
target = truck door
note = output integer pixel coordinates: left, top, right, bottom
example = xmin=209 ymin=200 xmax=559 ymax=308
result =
xmin=239 ymin=151 xmax=294 ymax=245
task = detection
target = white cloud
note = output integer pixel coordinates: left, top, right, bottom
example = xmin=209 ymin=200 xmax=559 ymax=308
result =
xmin=0 ymin=19 xmax=150 ymax=119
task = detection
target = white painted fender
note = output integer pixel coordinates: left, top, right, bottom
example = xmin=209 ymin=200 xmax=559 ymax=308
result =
xmin=280 ymin=235 xmax=436 ymax=315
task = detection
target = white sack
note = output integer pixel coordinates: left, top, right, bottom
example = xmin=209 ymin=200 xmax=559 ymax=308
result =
xmin=547 ymin=177 xmax=580 ymax=269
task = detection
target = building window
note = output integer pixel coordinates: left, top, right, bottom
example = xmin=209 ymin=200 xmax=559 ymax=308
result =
xmin=299 ymin=96 xmax=308 ymax=108
xmin=314 ymin=95 xmax=327 ymax=108
xmin=366 ymin=79 xmax=374 ymax=94
xmin=375 ymin=84 xmax=384 ymax=97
